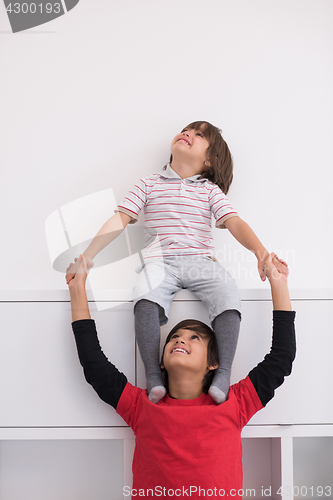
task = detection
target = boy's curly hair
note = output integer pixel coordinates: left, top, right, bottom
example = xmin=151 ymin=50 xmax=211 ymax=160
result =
xmin=160 ymin=319 xmax=219 ymax=394
xmin=169 ymin=120 xmax=234 ymax=194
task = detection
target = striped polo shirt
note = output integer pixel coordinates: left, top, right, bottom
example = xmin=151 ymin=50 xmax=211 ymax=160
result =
xmin=117 ymin=164 xmax=238 ymax=259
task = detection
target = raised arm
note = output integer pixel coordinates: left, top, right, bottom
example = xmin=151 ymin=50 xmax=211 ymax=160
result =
xmin=68 ymin=256 xmax=92 ymax=322
xmin=68 ymin=256 xmax=127 ymax=409
xmin=224 ymin=216 xmax=288 ymax=281
xmin=66 ymin=211 xmax=131 ymax=284
xmin=248 ymin=253 xmax=296 ymax=406
xmin=264 ymin=253 xmax=292 ymax=311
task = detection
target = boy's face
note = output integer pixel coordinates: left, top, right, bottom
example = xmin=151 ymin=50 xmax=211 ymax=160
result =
xmin=170 ymin=126 xmax=210 ymax=167
xmin=161 ymin=328 xmax=217 ymax=377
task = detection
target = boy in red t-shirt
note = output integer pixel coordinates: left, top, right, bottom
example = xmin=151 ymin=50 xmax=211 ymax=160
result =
xmin=68 ymin=253 xmax=295 ymax=499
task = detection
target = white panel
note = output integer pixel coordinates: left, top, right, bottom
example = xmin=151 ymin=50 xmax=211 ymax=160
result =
xmin=281 ymin=437 xmax=294 ymax=500
xmin=242 ymin=438 xmax=273 ymax=496
xmin=1 ymin=298 xmax=329 ymax=427
xmin=244 ymin=300 xmax=333 ymax=425
xmin=0 ymin=440 xmax=124 ymax=500
xmin=293 ymin=437 xmax=333 ymax=496
xmin=0 ymin=302 xmax=135 ymax=427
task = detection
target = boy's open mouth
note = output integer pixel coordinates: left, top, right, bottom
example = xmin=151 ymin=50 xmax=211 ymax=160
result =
xmin=177 ymin=138 xmax=191 ymax=146
xmin=171 ymin=347 xmax=189 ymax=354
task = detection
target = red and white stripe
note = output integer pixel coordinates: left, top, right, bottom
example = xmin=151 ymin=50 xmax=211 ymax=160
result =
xmin=117 ymin=166 xmax=238 ymax=259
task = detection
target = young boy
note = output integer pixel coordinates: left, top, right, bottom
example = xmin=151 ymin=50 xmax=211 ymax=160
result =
xmin=69 ymin=253 xmax=295 ymax=499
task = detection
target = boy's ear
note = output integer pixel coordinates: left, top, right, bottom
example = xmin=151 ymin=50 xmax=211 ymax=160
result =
xmin=207 ymin=363 xmax=218 ymax=371
xmin=204 ymin=159 xmax=211 ymax=167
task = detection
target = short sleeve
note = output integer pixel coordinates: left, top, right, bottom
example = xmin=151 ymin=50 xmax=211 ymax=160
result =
xmin=116 ymin=382 xmax=145 ymax=431
xmin=117 ymin=177 xmax=148 ymax=224
xmin=208 ymin=184 xmax=238 ymax=229
xmin=232 ymin=376 xmax=263 ymax=428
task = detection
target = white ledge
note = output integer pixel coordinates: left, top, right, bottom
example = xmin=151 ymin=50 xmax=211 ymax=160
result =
xmin=0 ymin=289 xmax=332 ymax=302
xmin=242 ymin=424 xmax=333 ymax=438
xmin=1 ymin=424 xmax=332 ymax=440
xmin=0 ymin=426 xmax=135 ymax=440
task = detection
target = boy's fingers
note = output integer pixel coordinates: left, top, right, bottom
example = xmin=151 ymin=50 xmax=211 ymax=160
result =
xmin=265 ymin=253 xmax=289 ymax=281
xmin=272 ymin=256 xmax=289 ymax=276
xmin=66 ymin=256 xmax=91 ymax=283
xmin=79 ymin=254 xmax=87 ymax=272
xmin=258 ymin=262 xmax=267 ymax=281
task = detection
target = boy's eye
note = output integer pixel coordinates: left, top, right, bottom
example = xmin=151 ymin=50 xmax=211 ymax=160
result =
xmin=191 ymin=334 xmax=199 ymax=340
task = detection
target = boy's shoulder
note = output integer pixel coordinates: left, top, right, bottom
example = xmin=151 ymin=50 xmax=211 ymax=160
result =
xmin=116 ymin=383 xmax=146 ymax=416
xmin=134 ymin=171 xmax=162 ymax=187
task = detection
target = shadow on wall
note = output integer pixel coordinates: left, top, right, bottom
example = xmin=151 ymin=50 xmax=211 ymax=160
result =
xmin=45 ymin=189 xmax=165 ymax=310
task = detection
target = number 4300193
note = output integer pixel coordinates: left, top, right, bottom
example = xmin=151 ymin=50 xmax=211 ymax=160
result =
xmin=276 ymin=486 xmax=332 ymax=497
xmin=6 ymin=3 xmax=61 ymax=14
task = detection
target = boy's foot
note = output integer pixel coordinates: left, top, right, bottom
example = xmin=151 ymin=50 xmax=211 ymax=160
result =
xmin=148 ymin=386 xmax=167 ymax=404
xmin=208 ymin=385 xmax=227 ymax=405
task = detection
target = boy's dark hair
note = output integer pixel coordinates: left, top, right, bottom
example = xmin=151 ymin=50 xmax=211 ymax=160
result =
xmin=169 ymin=120 xmax=234 ymax=194
xmin=160 ymin=319 xmax=219 ymax=394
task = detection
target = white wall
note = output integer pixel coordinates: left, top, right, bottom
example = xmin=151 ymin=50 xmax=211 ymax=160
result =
xmin=0 ymin=0 xmax=332 ymax=294
xmin=1 ymin=3 xmax=333 ymax=499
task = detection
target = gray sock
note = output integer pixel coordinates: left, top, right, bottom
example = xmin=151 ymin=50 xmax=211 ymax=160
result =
xmin=209 ymin=309 xmax=241 ymax=404
xmin=134 ymin=299 xmax=166 ymax=403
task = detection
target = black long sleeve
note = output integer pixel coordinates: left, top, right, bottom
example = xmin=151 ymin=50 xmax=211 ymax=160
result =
xmin=72 ymin=319 xmax=127 ymax=410
xmin=248 ymin=310 xmax=296 ymax=406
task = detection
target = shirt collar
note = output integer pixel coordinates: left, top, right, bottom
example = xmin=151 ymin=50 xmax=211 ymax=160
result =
xmin=159 ymin=163 xmax=207 ymax=182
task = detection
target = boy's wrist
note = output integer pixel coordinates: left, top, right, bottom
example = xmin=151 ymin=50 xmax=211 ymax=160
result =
xmin=70 ymin=286 xmax=90 ymax=321
xmin=268 ymin=274 xmax=288 ymax=287
xmin=69 ymin=283 xmax=87 ymax=297
xmin=82 ymin=250 xmax=93 ymax=262
xmin=256 ymin=248 xmax=269 ymax=263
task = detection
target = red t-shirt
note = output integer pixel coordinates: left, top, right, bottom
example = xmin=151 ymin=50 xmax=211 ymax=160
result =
xmin=117 ymin=375 xmax=263 ymax=499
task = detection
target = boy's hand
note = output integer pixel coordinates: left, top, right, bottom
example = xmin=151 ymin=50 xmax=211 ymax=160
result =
xmin=264 ymin=253 xmax=291 ymax=310
xmin=66 ymin=255 xmax=94 ymax=290
xmin=66 ymin=256 xmax=93 ymax=284
xmin=65 ymin=258 xmax=81 ymax=284
xmin=263 ymin=253 xmax=288 ymax=283
xmin=258 ymin=253 xmax=289 ymax=281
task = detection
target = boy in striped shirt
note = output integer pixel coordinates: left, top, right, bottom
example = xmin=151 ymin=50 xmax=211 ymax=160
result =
xmin=66 ymin=121 xmax=288 ymax=405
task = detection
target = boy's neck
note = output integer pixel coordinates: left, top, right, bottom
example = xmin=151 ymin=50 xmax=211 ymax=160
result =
xmin=167 ymin=373 xmax=204 ymax=400
xmin=170 ymin=159 xmax=203 ymax=179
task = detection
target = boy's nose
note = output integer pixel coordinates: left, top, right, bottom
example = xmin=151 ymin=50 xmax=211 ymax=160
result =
xmin=176 ymin=338 xmax=185 ymax=344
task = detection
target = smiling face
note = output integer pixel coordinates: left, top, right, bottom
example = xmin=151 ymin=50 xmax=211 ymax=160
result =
xmin=161 ymin=328 xmax=217 ymax=377
xmin=170 ymin=125 xmax=210 ymax=169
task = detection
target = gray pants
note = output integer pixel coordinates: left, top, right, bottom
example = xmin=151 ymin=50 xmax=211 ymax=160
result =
xmin=133 ymin=255 xmax=241 ymax=325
